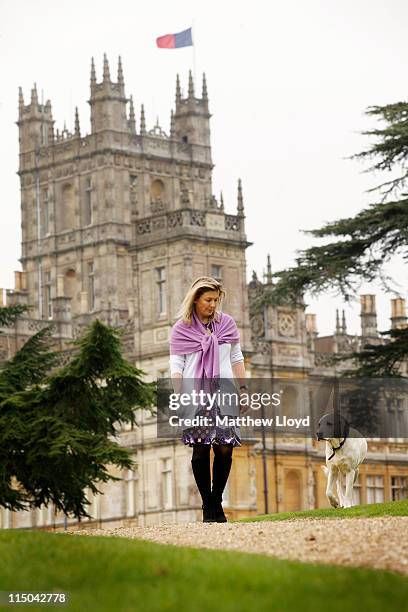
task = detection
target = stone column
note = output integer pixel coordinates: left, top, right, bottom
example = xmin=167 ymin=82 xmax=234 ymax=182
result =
xmin=391 ymin=298 xmax=407 ymax=330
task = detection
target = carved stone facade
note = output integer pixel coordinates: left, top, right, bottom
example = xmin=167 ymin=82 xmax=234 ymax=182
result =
xmin=246 ymin=275 xmax=408 ymax=515
xmin=0 ymin=59 xmax=407 ymax=530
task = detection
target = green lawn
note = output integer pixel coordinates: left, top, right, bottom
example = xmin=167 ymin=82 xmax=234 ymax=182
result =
xmin=236 ymin=497 xmax=408 ymax=523
xmin=0 ymin=529 xmax=407 ymax=612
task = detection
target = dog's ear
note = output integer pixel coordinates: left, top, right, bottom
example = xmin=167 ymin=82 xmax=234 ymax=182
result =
xmin=319 ymin=413 xmax=330 ymax=426
xmin=333 ymin=411 xmax=348 ymax=437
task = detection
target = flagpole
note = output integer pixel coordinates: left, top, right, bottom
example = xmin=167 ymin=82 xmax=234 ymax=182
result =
xmin=192 ymin=19 xmax=196 ymax=85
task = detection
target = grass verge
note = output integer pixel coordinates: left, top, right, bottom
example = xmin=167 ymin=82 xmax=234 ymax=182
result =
xmin=236 ymin=497 xmax=408 ymax=523
xmin=0 ymin=529 xmax=407 ymax=612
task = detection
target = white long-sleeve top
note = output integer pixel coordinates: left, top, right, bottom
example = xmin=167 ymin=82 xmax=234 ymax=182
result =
xmin=169 ymin=342 xmax=244 ymax=378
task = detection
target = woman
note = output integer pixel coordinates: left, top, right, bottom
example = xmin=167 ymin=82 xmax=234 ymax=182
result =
xmin=169 ymin=277 xmax=248 ymax=523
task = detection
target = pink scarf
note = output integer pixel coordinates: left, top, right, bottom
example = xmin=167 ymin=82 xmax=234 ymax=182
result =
xmin=170 ymin=310 xmax=240 ymax=380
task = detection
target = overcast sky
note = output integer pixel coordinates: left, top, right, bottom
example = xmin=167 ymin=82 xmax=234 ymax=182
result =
xmin=1 ymin=0 xmax=408 ymax=336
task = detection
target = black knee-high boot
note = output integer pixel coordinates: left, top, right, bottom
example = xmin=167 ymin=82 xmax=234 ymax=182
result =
xmin=212 ymin=444 xmax=233 ymax=523
xmin=191 ymin=444 xmax=216 ymax=522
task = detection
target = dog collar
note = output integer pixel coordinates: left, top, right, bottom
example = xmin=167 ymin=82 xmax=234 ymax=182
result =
xmin=328 ymin=437 xmax=346 ymax=460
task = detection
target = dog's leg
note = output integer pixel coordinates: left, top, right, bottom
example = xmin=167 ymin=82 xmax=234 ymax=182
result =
xmin=344 ymin=470 xmax=356 ymax=508
xmin=326 ymin=467 xmax=339 ymax=508
xmin=336 ymin=473 xmax=345 ymax=508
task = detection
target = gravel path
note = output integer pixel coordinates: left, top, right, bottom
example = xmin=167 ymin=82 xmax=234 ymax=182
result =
xmin=69 ymin=516 xmax=408 ymax=576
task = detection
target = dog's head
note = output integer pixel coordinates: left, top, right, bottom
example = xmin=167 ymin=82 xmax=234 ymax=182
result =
xmin=316 ymin=412 xmax=350 ymax=441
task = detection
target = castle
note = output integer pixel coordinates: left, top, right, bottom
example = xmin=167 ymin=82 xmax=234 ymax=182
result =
xmin=0 ymin=56 xmax=407 ymax=529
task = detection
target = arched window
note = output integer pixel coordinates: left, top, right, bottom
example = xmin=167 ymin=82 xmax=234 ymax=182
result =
xmin=41 ymin=189 xmax=50 ymax=236
xmin=284 ymin=470 xmax=302 ymax=512
xmin=64 ymin=269 xmax=76 ymax=299
xmin=151 ymin=179 xmax=165 ymax=201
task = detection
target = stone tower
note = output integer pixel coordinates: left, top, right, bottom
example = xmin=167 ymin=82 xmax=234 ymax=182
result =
xmin=17 ymin=55 xmax=252 ymax=372
xmin=17 ymin=57 xmax=134 ymax=326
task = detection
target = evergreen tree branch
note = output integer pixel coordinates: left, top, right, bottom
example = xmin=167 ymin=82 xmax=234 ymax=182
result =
xmin=0 ymin=305 xmax=30 ymax=328
xmin=256 ymin=196 xmax=408 ymax=307
xmin=335 ymin=327 xmax=408 ymax=378
xmin=0 ymin=326 xmax=60 ymax=397
xmin=352 ymin=102 xmax=408 ymax=171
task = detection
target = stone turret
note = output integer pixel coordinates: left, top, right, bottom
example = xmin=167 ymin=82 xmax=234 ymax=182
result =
xmin=88 ymin=54 xmax=129 ymax=133
xmin=173 ymin=71 xmax=211 ymax=154
xmin=17 ymin=84 xmax=54 ymax=156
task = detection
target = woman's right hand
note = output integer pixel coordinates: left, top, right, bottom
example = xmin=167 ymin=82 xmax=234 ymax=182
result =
xmin=239 ymin=389 xmax=250 ymax=414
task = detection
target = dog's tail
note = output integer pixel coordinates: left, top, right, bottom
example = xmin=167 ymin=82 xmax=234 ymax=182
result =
xmin=321 ymin=465 xmax=329 ymax=477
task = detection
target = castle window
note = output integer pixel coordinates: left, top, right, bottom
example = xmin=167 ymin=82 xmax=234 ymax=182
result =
xmin=161 ymin=458 xmax=173 ymax=510
xmin=352 ymin=473 xmax=362 ymax=505
xmin=44 ymin=271 xmax=52 ymax=319
xmin=42 ymin=189 xmax=50 ymax=236
xmin=366 ymin=475 xmax=384 ymax=504
xmin=386 ymin=396 xmax=406 ymax=438
xmin=60 ymin=183 xmax=76 ymax=231
xmin=64 ymin=269 xmax=76 ymax=299
xmin=284 ymin=470 xmax=302 ymax=512
xmin=125 ymin=468 xmax=138 ymax=517
xmin=391 ymin=476 xmax=408 ymax=501
xmin=84 ymin=177 xmax=92 ymax=226
xmin=211 ymin=264 xmax=222 ymax=282
xmin=87 ymin=261 xmax=95 ymax=311
xmin=182 ymin=135 xmax=188 ymax=144
xmin=156 ymin=266 xmax=166 ymax=315
xmin=130 ymin=175 xmax=138 ymax=209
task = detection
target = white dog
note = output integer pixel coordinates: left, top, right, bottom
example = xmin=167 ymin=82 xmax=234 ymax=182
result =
xmin=316 ymin=413 xmax=367 ymax=508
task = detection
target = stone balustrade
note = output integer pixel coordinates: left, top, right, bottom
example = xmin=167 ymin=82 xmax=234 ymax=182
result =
xmin=135 ymin=208 xmax=242 ymax=238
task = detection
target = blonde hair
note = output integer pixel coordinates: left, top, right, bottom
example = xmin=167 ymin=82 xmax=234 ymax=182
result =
xmin=176 ymin=276 xmax=226 ymax=324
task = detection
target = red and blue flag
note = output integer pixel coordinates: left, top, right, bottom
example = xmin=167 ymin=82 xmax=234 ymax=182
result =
xmin=156 ymin=27 xmax=193 ymax=49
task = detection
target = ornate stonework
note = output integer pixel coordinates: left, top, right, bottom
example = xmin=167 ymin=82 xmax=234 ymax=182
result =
xmin=278 ymin=312 xmax=296 ymax=337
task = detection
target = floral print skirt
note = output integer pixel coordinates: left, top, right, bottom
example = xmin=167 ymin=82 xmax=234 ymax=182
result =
xmin=181 ymin=400 xmax=241 ymax=447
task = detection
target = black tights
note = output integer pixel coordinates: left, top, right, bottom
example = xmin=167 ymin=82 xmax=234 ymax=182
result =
xmin=191 ymin=443 xmax=234 ymax=505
